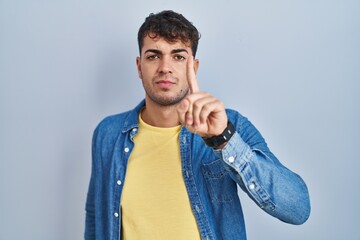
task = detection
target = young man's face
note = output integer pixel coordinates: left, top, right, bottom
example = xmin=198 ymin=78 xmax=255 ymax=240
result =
xmin=136 ymin=35 xmax=198 ymax=107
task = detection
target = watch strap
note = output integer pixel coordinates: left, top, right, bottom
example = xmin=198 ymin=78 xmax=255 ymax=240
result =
xmin=202 ymin=121 xmax=235 ymax=148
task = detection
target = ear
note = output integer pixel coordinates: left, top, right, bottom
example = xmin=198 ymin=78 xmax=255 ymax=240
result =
xmin=136 ymin=56 xmax=142 ymax=79
xmin=193 ymin=58 xmax=199 ymax=74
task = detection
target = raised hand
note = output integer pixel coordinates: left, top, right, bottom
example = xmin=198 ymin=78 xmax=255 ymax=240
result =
xmin=177 ymin=56 xmax=228 ymax=138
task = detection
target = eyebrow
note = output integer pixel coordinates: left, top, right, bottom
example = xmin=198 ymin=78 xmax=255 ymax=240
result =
xmin=144 ymin=48 xmax=189 ymax=55
xmin=171 ymin=49 xmax=188 ymax=54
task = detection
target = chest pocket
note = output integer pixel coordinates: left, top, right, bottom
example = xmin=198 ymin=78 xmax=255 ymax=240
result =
xmin=202 ymin=159 xmax=237 ymax=203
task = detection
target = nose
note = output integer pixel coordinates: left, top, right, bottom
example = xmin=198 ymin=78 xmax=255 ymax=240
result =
xmin=158 ymin=56 xmax=173 ymax=74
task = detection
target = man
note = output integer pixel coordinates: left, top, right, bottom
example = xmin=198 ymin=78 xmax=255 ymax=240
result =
xmin=85 ymin=10 xmax=310 ymax=240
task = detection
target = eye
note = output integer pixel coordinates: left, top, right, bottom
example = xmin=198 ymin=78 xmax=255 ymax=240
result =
xmin=146 ymin=54 xmax=159 ymax=60
xmin=174 ymin=55 xmax=186 ymax=61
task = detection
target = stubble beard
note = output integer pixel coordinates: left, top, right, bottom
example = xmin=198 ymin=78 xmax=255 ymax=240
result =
xmin=143 ymin=81 xmax=189 ymax=107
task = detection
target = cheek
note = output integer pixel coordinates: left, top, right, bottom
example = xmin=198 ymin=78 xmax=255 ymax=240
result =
xmin=141 ymin=65 xmax=156 ymax=77
xmin=180 ymin=72 xmax=188 ymax=85
xmin=139 ymin=67 xmax=149 ymax=79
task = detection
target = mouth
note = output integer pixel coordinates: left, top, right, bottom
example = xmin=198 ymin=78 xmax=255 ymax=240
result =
xmin=156 ymin=80 xmax=176 ymax=88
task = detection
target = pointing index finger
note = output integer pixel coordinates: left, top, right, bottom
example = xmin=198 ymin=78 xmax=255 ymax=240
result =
xmin=187 ymin=56 xmax=200 ymax=93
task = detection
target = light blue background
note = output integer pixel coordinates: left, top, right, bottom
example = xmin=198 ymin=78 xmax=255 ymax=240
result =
xmin=1 ymin=1 xmax=359 ymax=239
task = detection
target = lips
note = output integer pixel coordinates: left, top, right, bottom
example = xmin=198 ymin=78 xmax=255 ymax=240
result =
xmin=156 ymin=80 xmax=175 ymax=88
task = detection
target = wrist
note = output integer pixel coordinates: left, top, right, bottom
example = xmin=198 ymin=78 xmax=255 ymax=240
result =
xmin=202 ymin=121 xmax=235 ymax=148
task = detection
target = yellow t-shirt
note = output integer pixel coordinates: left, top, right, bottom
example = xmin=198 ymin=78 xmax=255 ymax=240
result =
xmin=120 ymin=115 xmax=201 ymax=240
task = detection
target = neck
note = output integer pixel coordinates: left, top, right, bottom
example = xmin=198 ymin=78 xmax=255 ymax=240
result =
xmin=141 ymin=98 xmax=181 ymax=128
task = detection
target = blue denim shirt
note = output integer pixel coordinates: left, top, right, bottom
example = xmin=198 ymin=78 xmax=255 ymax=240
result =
xmin=85 ymin=100 xmax=310 ymax=240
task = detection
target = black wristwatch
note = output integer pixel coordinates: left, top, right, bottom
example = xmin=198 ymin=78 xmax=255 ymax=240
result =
xmin=202 ymin=121 xmax=235 ymax=148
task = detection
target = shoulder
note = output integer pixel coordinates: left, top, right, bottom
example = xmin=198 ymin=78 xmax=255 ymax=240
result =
xmin=225 ymin=108 xmax=266 ymax=143
xmin=225 ymin=108 xmax=248 ymax=126
xmin=92 ymin=100 xmax=145 ymax=140
xmin=93 ymin=110 xmax=132 ymax=141
xmin=97 ymin=111 xmax=131 ymax=130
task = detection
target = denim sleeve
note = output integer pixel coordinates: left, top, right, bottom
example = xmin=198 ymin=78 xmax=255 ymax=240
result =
xmin=85 ymin=176 xmax=95 ymax=239
xmin=84 ymin=127 xmax=98 ymax=240
xmin=214 ymin=114 xmax=311 ymax=225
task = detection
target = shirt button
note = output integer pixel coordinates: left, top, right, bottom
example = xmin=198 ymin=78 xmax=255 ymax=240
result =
xmin=228 ymin=156 xmax=235 ymax=163
xmin=249 ymin=183 xmax=255 ymax=190
xmin=124 ymin=147 xmax=129 ymax=153
xmin=114 ymin=212 xmax=119 ymax=218
xmin=132 ymin=128 xmax=137 ymax=132
xmin=195 ymin=205 xmax=201 ymax=213
xmin=117 ymin=180 xmax=122 ymax=185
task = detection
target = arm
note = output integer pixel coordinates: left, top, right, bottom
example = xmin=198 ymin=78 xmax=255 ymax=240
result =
xmin=84 ymin=128 xmax=98 ymax=240
xmin=214 ymin=112 xmax=310 ymax=224
xmin=85 ymin=176 xmax=95 ymax=239
xmin=177 ymin=56 xmax=310 ymax=224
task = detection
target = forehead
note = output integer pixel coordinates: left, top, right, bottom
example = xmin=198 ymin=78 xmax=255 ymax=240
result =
xmin=141 ymin=35 xmax=191 ymax=54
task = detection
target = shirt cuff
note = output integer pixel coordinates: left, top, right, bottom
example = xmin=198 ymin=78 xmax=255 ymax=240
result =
xmin=213 ymin=131 xmax=276 ymax=211
xmin=213 ymin=131 xmax=252 ymax=169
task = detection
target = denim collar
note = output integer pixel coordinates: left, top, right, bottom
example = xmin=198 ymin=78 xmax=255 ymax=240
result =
xmin=121 ymin=99 xmax=145 ymax=133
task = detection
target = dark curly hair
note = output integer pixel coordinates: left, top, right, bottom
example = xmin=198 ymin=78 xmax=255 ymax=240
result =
xmin=137 ymin=10 xmax=201 ymax=56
